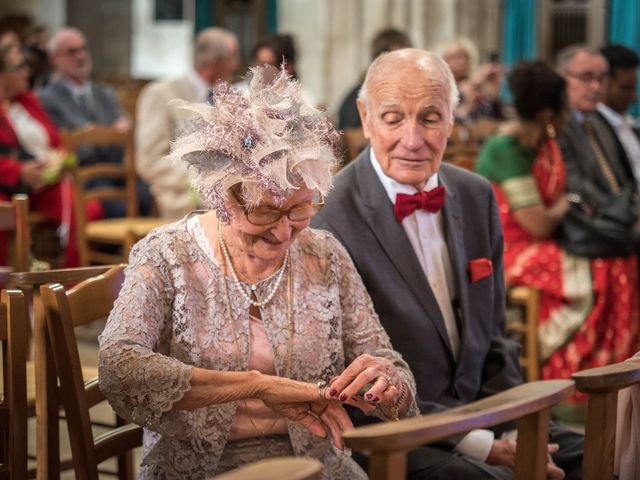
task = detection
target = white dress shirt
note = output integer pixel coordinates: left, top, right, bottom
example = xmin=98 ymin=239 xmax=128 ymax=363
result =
xmin=597 ymin=103 xmax=640 ymax=191
xmin=186 ymin=68 xmax=211 ymax=103
xmin=370 ymin=150 xmax=495 ymax=461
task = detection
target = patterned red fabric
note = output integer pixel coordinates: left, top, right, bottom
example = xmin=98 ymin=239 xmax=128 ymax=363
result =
xmin=496 ymin=139 xmax=639 ymax=401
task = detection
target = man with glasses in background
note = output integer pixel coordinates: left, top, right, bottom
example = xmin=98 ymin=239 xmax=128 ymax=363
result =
xmin=39 ymin=27 xmax=151 ymax=217
xmin=556 ymin=45 xmax=637 ymax=216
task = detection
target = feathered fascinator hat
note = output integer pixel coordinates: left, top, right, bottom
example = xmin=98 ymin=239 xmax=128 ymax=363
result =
xmin=168 ymin=65 xmax=341 ymax=221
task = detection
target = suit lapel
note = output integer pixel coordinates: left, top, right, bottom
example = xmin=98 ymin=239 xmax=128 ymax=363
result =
xmin=354 ymin=152 xmax=453 ymax=353
xmin=439 ymin=167 xmax=469 ymax=361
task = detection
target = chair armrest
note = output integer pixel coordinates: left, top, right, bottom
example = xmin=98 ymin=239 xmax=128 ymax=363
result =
xmin=93 ymin=423 xmax=143 ymax=464
xmin=572 ymin=361 xmax=640 ymax=394
xmin=9 ymin=265 xmax=122 ymax=288
xmin=343 ymin=380 xmax=574 ymax=454
xmin=213 ymin=457 xmax=323 ymax=480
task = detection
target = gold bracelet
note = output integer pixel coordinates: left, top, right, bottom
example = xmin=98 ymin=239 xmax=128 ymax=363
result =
xmin=379 ymin=381 xmax=407 ymax=421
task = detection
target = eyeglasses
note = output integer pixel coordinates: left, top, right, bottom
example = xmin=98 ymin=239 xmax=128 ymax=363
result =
xmin=565 ymin=70 xmax=609 ymax=84
xmin=2 ymin=61 xmax=28 ymax=73
xmin=232 ymin=190 xmax=325 ymax=226
xmin=60 ymin=45 xmax=87 ymax=56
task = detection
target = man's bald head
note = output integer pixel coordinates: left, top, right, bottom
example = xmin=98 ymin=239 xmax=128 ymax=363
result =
xmin=358 ymin=48 xmax=459 ymax=121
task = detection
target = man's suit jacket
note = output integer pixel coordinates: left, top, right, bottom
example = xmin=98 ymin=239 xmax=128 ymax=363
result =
xmin=593 ymin=109 xmax=639 ymax=187
xmin=311 ymin=149 xmax=522 ymax=427
xmin=558 ymin=112 xmax=635 ymax=211
xmin=135 ymin=74 xmax=201 ymax=219
xmin=38 ymin=79 xmax=123 ymax=166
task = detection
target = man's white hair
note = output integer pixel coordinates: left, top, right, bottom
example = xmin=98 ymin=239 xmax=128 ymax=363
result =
xmin=357 ymin=48 xmax=460 ymax=121
xmin=47 ymin=27 xmax=86 ymax=55
xmin=194 ymin=27 xmax=237 ymax=67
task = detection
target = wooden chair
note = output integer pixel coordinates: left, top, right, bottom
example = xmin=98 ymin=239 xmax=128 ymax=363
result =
xmin=0 ymin=289 xmax=28 ymax=479
xmin=573 ymin=361 xmax=640 ymax=480
xmin=60 ymin=125 xmax=167 ymax=266
xmin=214 ymin=457 xmax=322 ymax=480
xmin=0 ymin=194 xmax=30 ymax=286
xmin=9 ymin=265 xmax=118 ymax=480
xmin=506 ymin=286 xmax=540 ymax=382
xmin=343 ymin=379 xmax=575 ymax=480
xmin=39 ymin=264 xmax=140 ymax=480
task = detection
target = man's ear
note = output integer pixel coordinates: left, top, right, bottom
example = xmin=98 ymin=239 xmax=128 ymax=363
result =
xmin=356 ymin=99 xmax=370 ymax=139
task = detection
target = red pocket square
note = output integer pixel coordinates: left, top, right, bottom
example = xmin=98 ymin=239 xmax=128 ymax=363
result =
xmin=469 ymin=258 xmax=493 ymax=282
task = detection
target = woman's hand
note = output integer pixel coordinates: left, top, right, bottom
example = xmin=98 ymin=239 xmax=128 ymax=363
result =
xmin=258 ymin=375 xmax=353 ymax=449
xmin=262 ymin=397 xmax=353 ymax=449
xmin=325 ymin=354 xmax=405 ymax=411
xmin=20 ymin=160 xmax=46 ymax=190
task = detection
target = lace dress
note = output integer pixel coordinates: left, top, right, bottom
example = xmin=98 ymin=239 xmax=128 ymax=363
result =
xmin=98 ymin=214 xmax=418 ymax=479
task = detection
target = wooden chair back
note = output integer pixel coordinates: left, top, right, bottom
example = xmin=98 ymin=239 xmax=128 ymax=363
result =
xmin=573 ymin=361 xmax=640 ymax=480
xmin=61 ymin=124 xmax=138 ymax=219
xmin=0 ymin=289 xmax=28 ymax=480
xmin=40 ymin=265 xmax=141 ymax=480
xmin=61 ymin=125 xmax=167 ymax=266
xmin=8 ymin=265 xmax=119 ymax=480
xmin=343 ymin=380 xmax=575 ymax=480
xmin=506 ymin=286 xmax=540 ymax=382
xmin=0 ymin=194 xmax=30 ymax=284
xmin=214 ymin=457 xmax=322 ymax=480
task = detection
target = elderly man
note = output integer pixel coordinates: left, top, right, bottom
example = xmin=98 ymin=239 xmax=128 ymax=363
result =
xmin=312 ymin=49 xmax=582 ymax=479
xmin=597 ymin=44 xmax=640 ymax=189
xmin=556 ymin=45 xmax=635 ymax=212
xmin=135 ymin=27 xmax=238 ymax=219
xmin=39 ymin=27 xmax=150 ymax=217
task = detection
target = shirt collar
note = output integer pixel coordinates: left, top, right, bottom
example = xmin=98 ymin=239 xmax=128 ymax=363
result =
xmin=186 ymin=69 xmax=210 ymax=102
xmin=369 ymin=148 xmax=439 ymax=204
xmin=597 ymin=102 xmax=625 ymax=127
xmin=60 ymin=77 xmax=91 ymax=97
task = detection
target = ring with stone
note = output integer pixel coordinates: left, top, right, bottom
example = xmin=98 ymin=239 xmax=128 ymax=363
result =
xmin=317 ymin=380 xmax=328 ymax=399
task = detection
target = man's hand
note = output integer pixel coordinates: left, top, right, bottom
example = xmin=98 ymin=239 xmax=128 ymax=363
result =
xmin=487 ymin=440 xmax=565 ymax=479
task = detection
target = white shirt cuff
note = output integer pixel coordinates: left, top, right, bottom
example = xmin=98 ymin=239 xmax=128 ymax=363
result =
xmin=454 ymin=429 xmax=495 ymax=461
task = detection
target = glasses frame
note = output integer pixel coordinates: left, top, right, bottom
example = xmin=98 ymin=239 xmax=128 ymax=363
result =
xmin=232 ymin=190 xmax=325 ymax=226
xmin=565 ymin=70 xmax=609 ymax=85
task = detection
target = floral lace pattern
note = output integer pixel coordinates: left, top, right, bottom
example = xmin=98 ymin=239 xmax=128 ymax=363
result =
xmin=98 ymin=214 xmax=418 ymax=479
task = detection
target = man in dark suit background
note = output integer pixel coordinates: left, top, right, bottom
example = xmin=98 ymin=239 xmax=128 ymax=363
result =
xmin=596 ymin=44 xmax=640 ymax=189
xmin=38 ymin=27 xmax=150 ymax=217
xmin=312 ymin=48 xmax=582 ymax=479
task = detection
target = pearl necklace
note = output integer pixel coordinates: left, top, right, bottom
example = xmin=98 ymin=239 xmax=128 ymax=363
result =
xmin=218 ymin=221 xmax=289 ymax=308
xmin=219 ymin=233 xmax=295 ymax=435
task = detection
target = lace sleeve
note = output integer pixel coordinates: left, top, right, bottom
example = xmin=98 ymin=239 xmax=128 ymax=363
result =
xmin=330 ymin=236 xmax=419 ymax=419
xmin=98 ymin=251 xmax=193 ymax=437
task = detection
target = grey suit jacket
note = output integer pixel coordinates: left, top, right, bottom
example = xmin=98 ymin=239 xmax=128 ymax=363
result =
xmin=38 ymin=79 xmax=124 ymax=166
xmin=312 ymin=149 xmax=522 ymax=431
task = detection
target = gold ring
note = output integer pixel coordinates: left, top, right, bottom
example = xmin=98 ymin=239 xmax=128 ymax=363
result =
xmin=317 ymin=380 xmax=327 ymax=399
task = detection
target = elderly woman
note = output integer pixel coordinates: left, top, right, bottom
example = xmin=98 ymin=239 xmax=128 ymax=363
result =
xmin=98 ymin=67 xmax=417 ymax=479
xmin=0 ymin=41 xmax=102 ymax=268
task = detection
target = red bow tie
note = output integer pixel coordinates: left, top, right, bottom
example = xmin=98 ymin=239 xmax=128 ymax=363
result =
xmin=394 ymin=186 xmax=446 ymax=223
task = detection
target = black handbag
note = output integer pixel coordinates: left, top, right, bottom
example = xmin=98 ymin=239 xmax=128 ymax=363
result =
xmin=556 ymin=121 xmax=640 ymax=258
xmin=557 ymin=186 xmax=639 ymax=258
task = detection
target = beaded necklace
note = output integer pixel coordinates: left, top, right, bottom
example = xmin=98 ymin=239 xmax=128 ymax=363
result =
xmin=218 ymin=222 xmax=295 ymax=435
xmin=218 ymin=221 xmax=289 ymax=308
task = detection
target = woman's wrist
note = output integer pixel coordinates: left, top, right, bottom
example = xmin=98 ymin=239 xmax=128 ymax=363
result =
xmin=378 ymin=381 xmax=408 ymax=421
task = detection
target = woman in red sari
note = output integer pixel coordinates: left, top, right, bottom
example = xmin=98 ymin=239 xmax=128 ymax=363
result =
xmin=0 ymin=41 xmax=102 ymax=268
xmin=476 ymin=61 xmax=639 ymax=391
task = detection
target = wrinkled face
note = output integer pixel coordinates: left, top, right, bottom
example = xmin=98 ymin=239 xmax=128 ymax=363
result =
xmin=225 ymin=187 xmax=314 ymax=263
xmin=1 ymin=46 xmax=30 ymax=99
xmin=563 ymin=51 xmax=608 ymax=113
xmin=357 ymin=65 xmax=453 ymax=190
xmin=52 ymin=30 xmax=92 ymax=83
xmin=605 ymin=68 xmax=638 ymax=114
